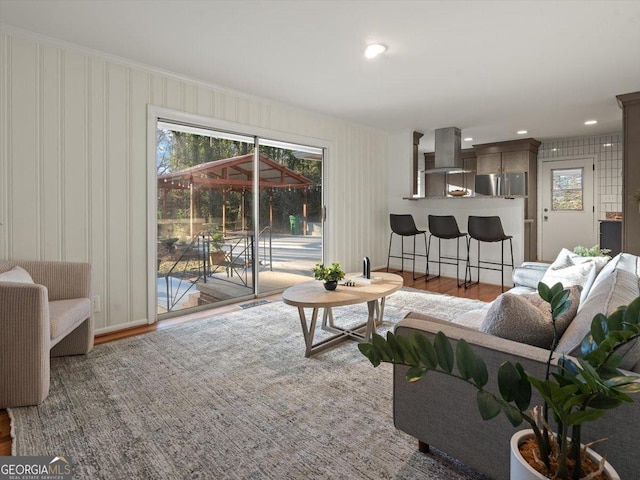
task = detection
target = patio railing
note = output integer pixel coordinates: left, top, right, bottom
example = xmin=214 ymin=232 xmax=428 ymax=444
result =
xmin=163 ymin=233 xmax=207 ymax=312
xmin=162 ymin=228 xmax=274 ymax=312
xmin=258 ymin=226 xmax=273 ymax=271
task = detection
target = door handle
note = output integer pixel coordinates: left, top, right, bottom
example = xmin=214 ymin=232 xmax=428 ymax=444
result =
xmin=544 ymin=216 xmax=548 ymax=221
xmin=543 ymin=208 xmax=548 ymax=212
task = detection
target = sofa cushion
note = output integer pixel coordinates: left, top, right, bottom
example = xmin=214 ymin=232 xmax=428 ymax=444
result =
xmin=402 ymin=311 xmax=479 ymax=333
xmin=49 ymin=298 xmax=92 ymax=343
xmin=450 ymin=308 xmax=490 ymax=330
xmin=590 ymin=253 xmax=640 ymax=293
xmin=0 ymin=266 xmax=35 ymax=284
xmin=508 ymin=286 xmax=539 ymax=295
xmin=557 ymin=268 xmax=640 ymax=370
xmin=512 ymin=262 xmax=550 ymax=291
xmin=480 ymin=286 xmax=581 ymax=349
xmin=404 ymin=307 xmax=489 ymax=331
xmin=542 ymin=249 xmax=610 ymax=305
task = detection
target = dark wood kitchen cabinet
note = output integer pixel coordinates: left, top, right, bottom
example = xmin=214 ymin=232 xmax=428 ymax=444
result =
xmin=420 ymin=138 xmax=540 ymax=261
xmin=475 ymin=140 xmax=538 ymax=175
xmin=476 ymin=152 xmax=502 ymax=174
xmin=617 ymin=91 xmax=640 ymax=255
xmin=476 ymin=150 xmax=529 ymax=174
xmin=474 ymin=138 xmax=541 ymax=261
xmin=600 ymin=220 xmax=622 ymax=257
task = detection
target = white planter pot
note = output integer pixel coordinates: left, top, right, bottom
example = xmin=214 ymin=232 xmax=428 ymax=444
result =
xmin=510 ymin=429 xmax=620 ymax=480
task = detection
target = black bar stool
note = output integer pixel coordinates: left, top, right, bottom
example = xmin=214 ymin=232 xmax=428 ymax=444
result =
xmin=464 ymin=215 xmax=514 ymax=292
xmin=426 ymin=215 xmax=468 ymax=287
xmin=386 ymin=214 xmax=428 ymax=280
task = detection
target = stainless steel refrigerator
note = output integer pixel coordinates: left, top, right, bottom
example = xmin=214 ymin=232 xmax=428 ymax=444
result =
xmin=474 ymin=172 xmax=527 ymax=196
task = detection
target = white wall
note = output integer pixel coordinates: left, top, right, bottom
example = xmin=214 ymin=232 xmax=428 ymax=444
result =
xmin=387 ymin=130 xmax=413 ymax=199
xmin=0 ymin=30 xmax=389 ymax=333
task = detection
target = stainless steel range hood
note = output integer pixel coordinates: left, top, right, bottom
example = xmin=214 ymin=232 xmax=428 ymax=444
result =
xmin=422 ymin=126 xmax=470 ymax=174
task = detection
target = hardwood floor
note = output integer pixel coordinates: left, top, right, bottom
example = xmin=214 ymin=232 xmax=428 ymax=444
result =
xmin=387 ymin=269 xmax=505 ymax=303
xmin=0 ymin=274 xmax=503 ymax=456
xmin=0 ymin=410 xmax=10 ymax=456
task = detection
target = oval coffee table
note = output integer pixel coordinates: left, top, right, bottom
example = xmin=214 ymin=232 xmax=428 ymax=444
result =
xmin=282 ymin=272 xmax=403 ymax=357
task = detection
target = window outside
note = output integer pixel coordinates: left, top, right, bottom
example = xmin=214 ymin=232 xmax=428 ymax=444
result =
xmin=551 ymin=168 xmax=583 ymax=211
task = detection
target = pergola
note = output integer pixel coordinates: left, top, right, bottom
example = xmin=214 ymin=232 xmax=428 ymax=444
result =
xmin=158 ymin=153 xmax=315 ymax=236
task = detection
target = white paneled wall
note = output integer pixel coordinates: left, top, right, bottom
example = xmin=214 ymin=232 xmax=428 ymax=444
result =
xmin=0 ymin=30 xmax=388 ymax=332
xmin=538 ymin=134 xmax=623 ymax=219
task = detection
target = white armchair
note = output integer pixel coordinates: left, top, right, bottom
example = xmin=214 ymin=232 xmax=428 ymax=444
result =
xmin=0 ymin=260 xmax=93 ymax=407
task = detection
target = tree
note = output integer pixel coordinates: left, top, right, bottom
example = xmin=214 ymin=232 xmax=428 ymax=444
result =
xmin=156 ymin=128 xmax=323 ymax=233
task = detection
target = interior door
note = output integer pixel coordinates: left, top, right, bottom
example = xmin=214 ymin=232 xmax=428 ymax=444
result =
xmin=540 ymin=157 xmax=595 ymax=262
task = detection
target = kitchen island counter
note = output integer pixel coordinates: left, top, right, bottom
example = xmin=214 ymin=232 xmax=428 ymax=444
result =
xmin=388 ymin=197 xmax=527 ymax=286
xmin=404 ymin=195 xmax=527 ymax=200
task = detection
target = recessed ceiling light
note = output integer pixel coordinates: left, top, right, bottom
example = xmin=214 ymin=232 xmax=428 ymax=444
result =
xmin=603 ymin=143 xmax=612 ymax=147
xmin=552 ymin=148 xmax=558 ymax=152
xmin=463 ymin=137 xmax=473 ymax=142
xmin=584 ymin=120 xmax=598 ymax=125
xmin=517 ymin=130 xmax=528 ymax=135
xmin=364 ymin=44 xmax=386 ymax=59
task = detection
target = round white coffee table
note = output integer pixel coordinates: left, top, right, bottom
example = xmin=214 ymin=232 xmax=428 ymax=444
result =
xmin=282 ymin=272 xmax=403 ymax=357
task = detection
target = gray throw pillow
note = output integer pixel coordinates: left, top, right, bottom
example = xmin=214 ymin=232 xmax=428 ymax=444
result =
xmin=480 ymin=286 xmax=581 ymax=349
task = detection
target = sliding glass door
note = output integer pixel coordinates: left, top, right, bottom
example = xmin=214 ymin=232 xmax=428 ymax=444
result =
xmin=155 ymin=120 xmax=323 ymax=317
xmin=257 ymin=140 xmax=323 ymax=295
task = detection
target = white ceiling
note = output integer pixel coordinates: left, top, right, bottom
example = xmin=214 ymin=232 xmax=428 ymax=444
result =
xmin=1 ymin=0 xmax=639 ymax=150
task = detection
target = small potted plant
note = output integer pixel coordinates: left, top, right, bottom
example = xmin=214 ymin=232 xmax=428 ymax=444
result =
xmin=312 ymin=262 xmax=346 ymax=291
xmin=573 ymin=244 xmax=611 ymax=257
xmin=208 ymin=229 xmax=226 ymax=266
xmin=359 ymin=283 xmax=640 ymax=479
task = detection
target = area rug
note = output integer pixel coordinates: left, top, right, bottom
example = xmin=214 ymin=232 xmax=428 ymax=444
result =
xmin=9 ymin=290 xmax=490 ymax=479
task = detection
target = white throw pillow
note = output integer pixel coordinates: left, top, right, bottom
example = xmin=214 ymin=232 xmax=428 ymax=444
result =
xmin=0 ymin=265 xmax=35 ymax=284
xmin=541 ymin=249 xmax=611 ymax=306
xmin=541 ymin=261 xmax=594 ymax=289
xmin=550 ymin=248 xmax=610 ymax=274
xmin=548 ymin=248 xmax=576 ymax=270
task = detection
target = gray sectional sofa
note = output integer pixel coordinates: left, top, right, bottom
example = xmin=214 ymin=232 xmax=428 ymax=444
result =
xmin=393 ymin=252 xmax=640 ymax=480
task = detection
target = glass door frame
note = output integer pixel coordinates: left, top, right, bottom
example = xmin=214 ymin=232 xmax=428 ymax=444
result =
xmin=146 ymin=105 xmax=331 ymax=324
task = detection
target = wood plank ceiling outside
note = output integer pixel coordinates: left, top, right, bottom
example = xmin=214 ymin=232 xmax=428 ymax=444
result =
xmin=158 ymin=153 xmax=314 ymax=191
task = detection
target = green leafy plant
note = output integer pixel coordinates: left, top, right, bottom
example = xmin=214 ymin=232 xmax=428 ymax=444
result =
xmin=573 ymin=245 xmax=611 ymax=257
xmin=208 ymin=229 xmax=225 ymax=252
xmin=359 ymin=283 xmax=640 ymax=479
xmin=312 ymin=262 xmax=346 ymax=282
